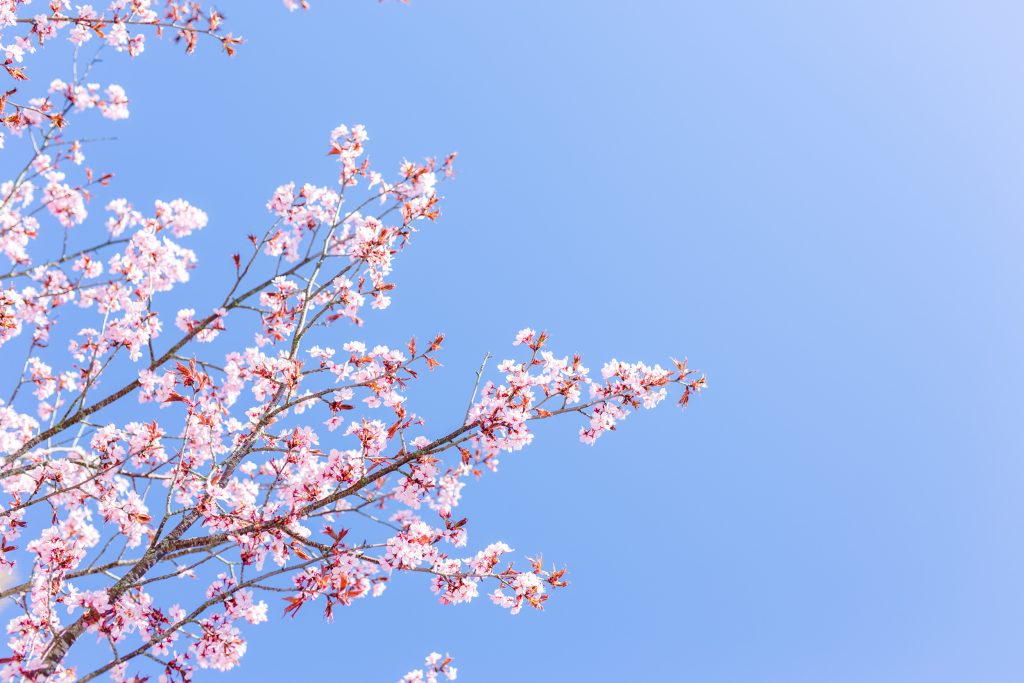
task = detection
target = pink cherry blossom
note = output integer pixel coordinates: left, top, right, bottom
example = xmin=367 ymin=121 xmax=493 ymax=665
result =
xmin=399 ymin=652 xmax=458 ymax=683
xmin=0 ymin=3 xmax=705 ymax=681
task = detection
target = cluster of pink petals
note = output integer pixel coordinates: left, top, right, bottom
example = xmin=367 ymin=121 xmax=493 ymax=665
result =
xmin=399 ymin=652 xmax=458 ymax=683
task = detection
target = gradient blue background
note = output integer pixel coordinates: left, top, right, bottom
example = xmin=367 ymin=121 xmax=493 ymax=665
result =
xmin=18 ymin=1 xmax=1024 ymax=680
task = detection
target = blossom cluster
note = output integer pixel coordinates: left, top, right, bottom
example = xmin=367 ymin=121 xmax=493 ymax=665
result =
xmin=0 ymin=1 xmax=249 ymax=153
xmin=399 ymin=652 xmax=457 ymax=683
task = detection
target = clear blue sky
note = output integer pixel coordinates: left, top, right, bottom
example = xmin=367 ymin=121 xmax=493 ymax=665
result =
xmin=23 ymin=1 xmax=1024 ymax=680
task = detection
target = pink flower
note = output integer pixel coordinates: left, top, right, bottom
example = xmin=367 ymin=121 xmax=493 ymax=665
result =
xmin=513 ymin=327 xmax=536 ymax=346
xmin=100 ymin=84 xmax=130 ymax=120
xmin=193 ymin=615 xmax=247 ymax=671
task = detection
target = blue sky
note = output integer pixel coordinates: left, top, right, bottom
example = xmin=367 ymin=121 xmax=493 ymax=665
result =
xmin=16 ymin=1 xmax=1024 ymax=681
